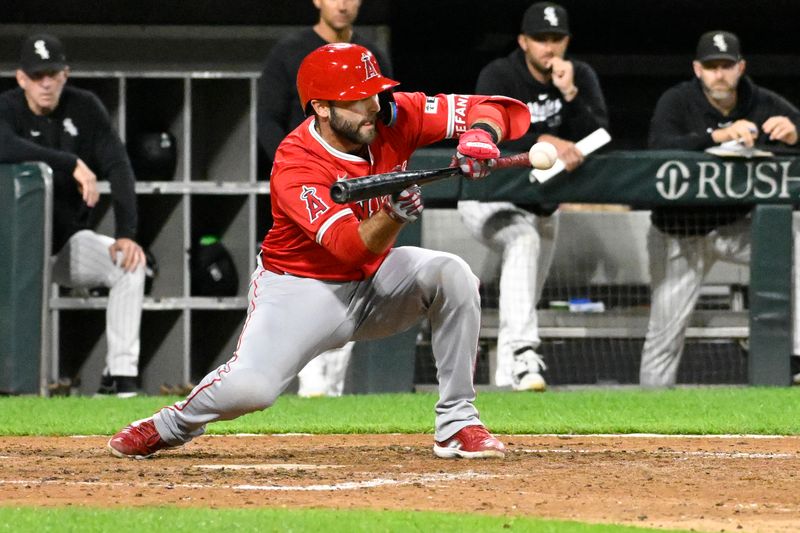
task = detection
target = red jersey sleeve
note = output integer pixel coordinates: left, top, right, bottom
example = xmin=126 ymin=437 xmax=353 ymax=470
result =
xmin=271 ymin=162 xmax=344 ymax=241
xmin=270 ymin=162 xmax=377 ymax=267
xmin=390 ymin=92 xmax=530 ymax=149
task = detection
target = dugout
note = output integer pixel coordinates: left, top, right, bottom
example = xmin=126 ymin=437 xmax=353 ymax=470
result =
xmin=411 ymin=149 xmax=795 ymax=388
xmin=3 ymin=1 xmax=800 ymax=392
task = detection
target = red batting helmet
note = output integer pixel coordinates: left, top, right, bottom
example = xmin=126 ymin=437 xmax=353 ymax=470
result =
xmin=297 ymin=43 xmax=399 ymax=114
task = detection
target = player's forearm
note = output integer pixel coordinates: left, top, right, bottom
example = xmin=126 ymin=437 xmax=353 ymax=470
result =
xmin=110 ymin=186 xmax=138 ymax=240
xmin=318 ymin=215 xmax=387 ymax=266
xmin=0 ymin=124 xmax=77 ymax=172
xmin=96 ymin=144 xmax=139 ymax=237
xmin=359 ymin=211 xmax=403 ymax=254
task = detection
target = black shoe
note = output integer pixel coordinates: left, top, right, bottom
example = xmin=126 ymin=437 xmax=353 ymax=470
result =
xmin=97 ymin=375 xmax=139 ymax=398
xmin=792 ymin=356 xmax=800 ymax=385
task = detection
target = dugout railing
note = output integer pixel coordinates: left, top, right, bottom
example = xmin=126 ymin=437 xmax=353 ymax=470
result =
xmin=411 ymin=149 xmax=796 ymax=387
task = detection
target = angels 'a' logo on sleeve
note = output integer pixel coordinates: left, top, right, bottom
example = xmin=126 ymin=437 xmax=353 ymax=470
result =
xmin=300 ymin=185 xmax=330 ymax=223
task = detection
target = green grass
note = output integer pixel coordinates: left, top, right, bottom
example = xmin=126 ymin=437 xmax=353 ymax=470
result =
xmin=0 ymin=507 xmax=692 ymax=532
xmin=1 ymin=387 xmax=799 ymax=436
xmin=3 ymin=389 xmax=784 ymax=532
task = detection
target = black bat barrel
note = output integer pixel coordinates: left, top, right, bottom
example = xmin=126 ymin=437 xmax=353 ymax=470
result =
xmin=330 ymin=166 xmax=461 ymax=204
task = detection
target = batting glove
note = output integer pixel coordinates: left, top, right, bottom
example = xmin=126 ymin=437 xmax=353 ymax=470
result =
xmin=383 ymin=185 xmax=424 ymax=223
xmin=455 ymin=128 xmax=500 ymax=180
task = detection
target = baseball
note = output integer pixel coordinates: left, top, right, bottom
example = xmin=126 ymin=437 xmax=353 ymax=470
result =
xmin=528 ymin=142 xmax=558 ymax=170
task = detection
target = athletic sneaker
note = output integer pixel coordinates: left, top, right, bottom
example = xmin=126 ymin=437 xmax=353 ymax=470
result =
xmin=511 ymin=346 xmax=547 ymax=392
xmin=792 ymin=355 xmax=800 ymax=385
xmin=433 ymin=425 xmax=506 ymax=459
xmin=108 ymin=418 xmax=177 ymax=459
xmin=96 ymin=374 xmax=139 ymax=398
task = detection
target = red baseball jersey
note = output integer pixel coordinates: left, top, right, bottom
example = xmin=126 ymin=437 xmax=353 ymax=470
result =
xmin=261 ymin=92 xmax=521 ymax=281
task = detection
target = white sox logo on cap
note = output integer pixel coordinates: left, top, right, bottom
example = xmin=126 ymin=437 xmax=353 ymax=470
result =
xmin=34 ymin=40 xmax=50 ymax=59
xmin=361 ymin=52 xmax=378 ymax=81
xmin=544 ymin=6 xmax=559 ymax=26
xmin=712 ymin=33 xmax=728 ymax=52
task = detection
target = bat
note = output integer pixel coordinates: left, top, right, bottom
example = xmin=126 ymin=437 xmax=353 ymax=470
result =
xmin=329 ymin=151 xmax=534 ymax=204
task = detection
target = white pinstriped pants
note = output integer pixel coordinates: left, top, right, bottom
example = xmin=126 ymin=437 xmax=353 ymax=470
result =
xmin=51 ymin=229 xmax=145 ymax=377
xmin=297 ymin=342 xmax=354 ymax=397
xmin=640 ymin=216 xmax=800 ymax=387
xmin=457 ymin=201 xmax=558 ymax=387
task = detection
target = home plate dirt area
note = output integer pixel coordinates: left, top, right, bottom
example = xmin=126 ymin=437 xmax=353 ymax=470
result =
xmin=1 ymin=434 xmax=799 ymax=532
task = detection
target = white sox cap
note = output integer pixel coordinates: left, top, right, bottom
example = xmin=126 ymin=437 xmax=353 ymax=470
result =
xmin=522 ymin=2 xmax=570 ymax=37
xmin=696 ymin=31 xmax=742 ymax=63
xmin=19 ymin=33 xmax=68 ymax=75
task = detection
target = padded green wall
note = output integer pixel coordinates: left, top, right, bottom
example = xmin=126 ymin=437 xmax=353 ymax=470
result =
xmin=0 ymin=164 xmax=49 ymax=394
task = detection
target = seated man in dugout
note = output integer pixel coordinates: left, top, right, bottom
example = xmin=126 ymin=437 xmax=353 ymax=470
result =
xmin=0 ymin=33 xmax=146 ymax=397
xmin=641 ymin=30 xmax=800 ymax=387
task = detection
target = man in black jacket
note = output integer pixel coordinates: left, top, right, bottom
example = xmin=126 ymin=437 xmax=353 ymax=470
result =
xmin=457 ymin=2 xmax=608 ymax=391
xmin=0 ymin=34 xmax=145 ymax=396
xmin=642 ymin=30 xmax=800 ymax=387
xmin=256 ymin=0 xmax=392 ymax=397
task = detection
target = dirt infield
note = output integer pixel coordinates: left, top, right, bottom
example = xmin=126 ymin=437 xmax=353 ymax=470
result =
xmin=1 ymin=434 xmax=798 ymax=532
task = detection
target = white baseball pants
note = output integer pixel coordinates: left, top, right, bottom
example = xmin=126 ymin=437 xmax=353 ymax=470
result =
xmin=457 ymin=201 xmax=558 ymax=386
xmin=297 ymin=342 xmax=354 ymax=397
xmin=641 ymin=216 xmax=800 ymax=387
xmin=51 ymin=229 xmax=145 ymax=377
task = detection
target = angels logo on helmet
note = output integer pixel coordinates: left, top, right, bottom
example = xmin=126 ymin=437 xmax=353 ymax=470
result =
xmin=361 ymin=52 xmax=379 ymax=81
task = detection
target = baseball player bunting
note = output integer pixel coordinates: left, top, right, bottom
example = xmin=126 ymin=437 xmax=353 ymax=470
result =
xmin=261 ymin=90 xmax=528 ymax=281
xmin=109 ymin=43 xmax=529 ymax=460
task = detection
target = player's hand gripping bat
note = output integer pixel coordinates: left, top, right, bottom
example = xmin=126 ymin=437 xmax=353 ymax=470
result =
xmin=329 ymin=150 xmax=540 ymax=204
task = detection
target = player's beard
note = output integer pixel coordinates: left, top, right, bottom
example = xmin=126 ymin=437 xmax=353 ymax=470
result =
xmin=329 ymin=106 xmax=378 ymax=145
xmin=526 ymin=53 xmax=555 ymax=79
xmin=703 ymin=80 xmax=737 ymax=102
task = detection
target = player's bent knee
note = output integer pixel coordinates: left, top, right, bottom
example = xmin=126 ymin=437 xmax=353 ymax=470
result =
xmin=425 ymin=253 xmax=480 ymax=306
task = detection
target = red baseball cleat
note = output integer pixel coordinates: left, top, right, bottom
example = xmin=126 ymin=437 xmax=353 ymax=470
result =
xmin=433 ymin=425 xmax=506 ymax=458
xmin=107 ymin=418 xmax=177 ymax=459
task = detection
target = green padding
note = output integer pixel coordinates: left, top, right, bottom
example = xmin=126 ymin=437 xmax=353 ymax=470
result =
xmin=749 ymin=205 xmax=793 ymax=385
xmin=0 ymin=164 xmax=47 ymax=394
xmin=409 ymin=148 xmax=800 ymax=205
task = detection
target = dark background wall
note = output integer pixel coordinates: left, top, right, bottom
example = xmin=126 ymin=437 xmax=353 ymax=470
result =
xmin=4 ymin=0 xmax=800 ymax=148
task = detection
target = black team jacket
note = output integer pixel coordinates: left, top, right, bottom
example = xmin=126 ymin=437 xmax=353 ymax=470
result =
xmin=648 ymin=76 xmax=800 ymax=235
xmin=0 ymin=85 xmax=137 ymax=252
xmin=473 ymin=47 xmax=608 ymax=215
